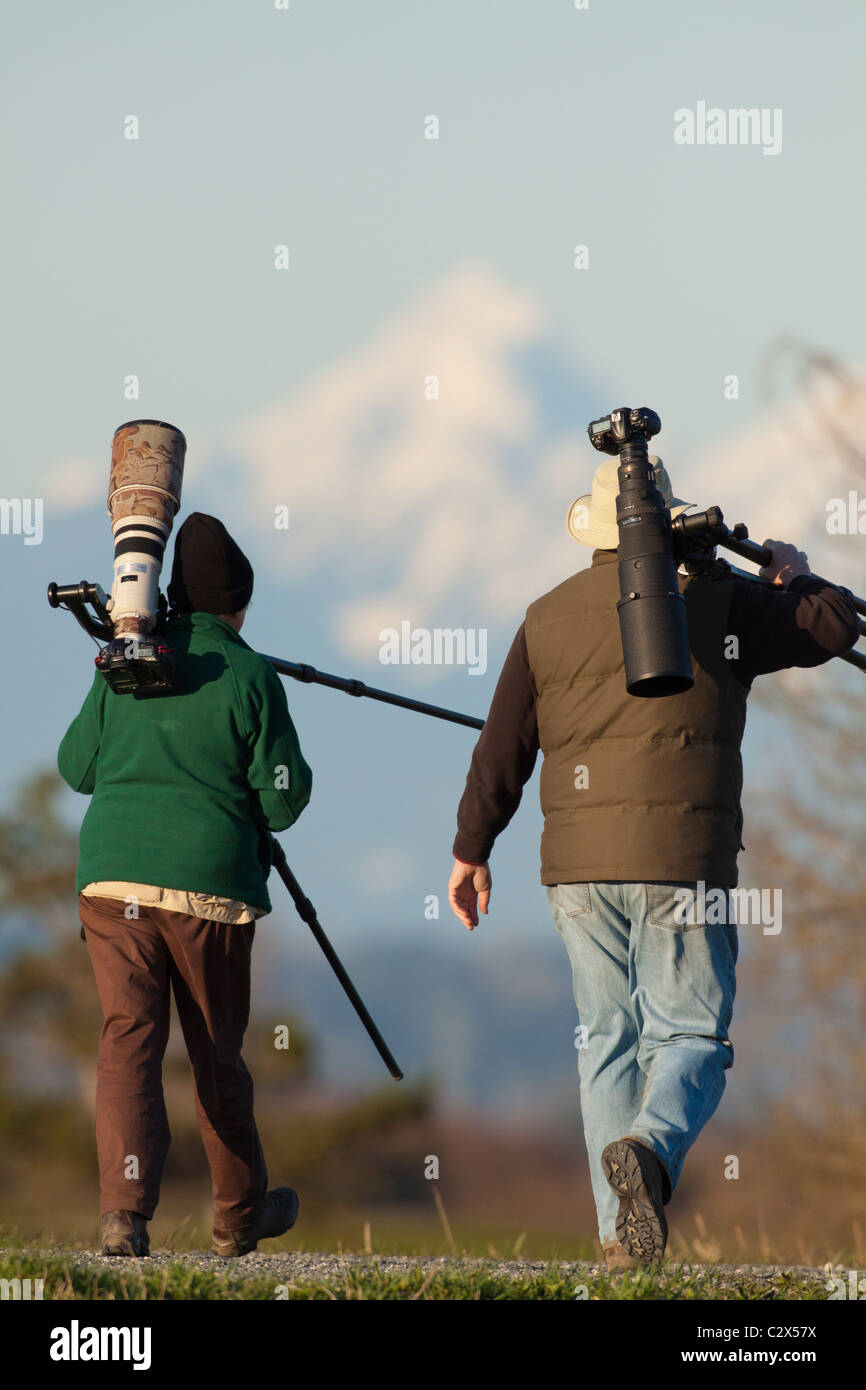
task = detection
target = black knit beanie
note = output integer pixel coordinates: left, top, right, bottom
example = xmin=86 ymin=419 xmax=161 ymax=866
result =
xmin=167 ymin=512 xmax=254 ymax=616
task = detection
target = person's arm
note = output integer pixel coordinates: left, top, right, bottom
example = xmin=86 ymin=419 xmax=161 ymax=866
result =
xmin=453 ymin=621 xmax=539 ymax=862
xmin=448 ymin=623 xmax=539 ymax=928
xmin=728 ymin=539 xmax=860 ymax=685
xmin=248 ymin=665 xmax=313 ymax=830
xmin=57 ymin=674 xmax=106 ymax=794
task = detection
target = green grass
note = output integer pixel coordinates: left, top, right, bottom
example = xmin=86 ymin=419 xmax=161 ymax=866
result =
xmin=0 ymin=1245 xmax=831 ymax=1301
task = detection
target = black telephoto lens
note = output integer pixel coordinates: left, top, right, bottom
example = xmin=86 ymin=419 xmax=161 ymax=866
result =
xmin=613 ymin=428 xmax=694 ymax=697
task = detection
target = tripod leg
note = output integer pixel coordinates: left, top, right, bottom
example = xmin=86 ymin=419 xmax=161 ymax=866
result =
xmin=269 ymin=838 xmax=403 ymax=1081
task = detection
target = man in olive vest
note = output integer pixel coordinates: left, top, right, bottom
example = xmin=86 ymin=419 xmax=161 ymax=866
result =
xmin=447 ymin=459 xmax=858 ymax=1269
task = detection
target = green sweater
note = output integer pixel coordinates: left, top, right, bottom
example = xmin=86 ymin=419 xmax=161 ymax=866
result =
xmin=58 ymin=613 xmax=312 ymax=912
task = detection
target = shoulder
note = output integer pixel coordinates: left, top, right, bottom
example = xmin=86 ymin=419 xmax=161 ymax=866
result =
xmin=526 ymin=562 xmax=611 ymax=629
xmin=226 ymin=646 xmax=291 ymax=722
xmin=179 ymin=616 xmax=271 ymax=681
xmin=223 ymin=640 xmax=282 ymax=694
xmin=178 ymin=617 xmax=280 ymax=705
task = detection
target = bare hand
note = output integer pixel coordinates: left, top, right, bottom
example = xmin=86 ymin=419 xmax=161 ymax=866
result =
xmin=448 ymin=859 xmax=491 ymax=931
xmin=759 ymin=539 xmax=810 ymax=589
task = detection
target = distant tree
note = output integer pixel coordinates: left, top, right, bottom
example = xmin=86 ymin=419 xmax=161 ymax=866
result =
xmin=0 ymin=771 xmax=78 ymax=915
xmin=745 ymin=343 xmax=866 ymax=1156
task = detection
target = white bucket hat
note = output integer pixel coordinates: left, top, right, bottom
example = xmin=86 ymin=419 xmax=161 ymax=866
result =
xmin=566 ymin=456 xmax=694 ymax=549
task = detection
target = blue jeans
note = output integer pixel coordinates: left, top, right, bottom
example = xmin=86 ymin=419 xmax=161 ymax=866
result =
xmin=546 ymin=881 xmax=738 ymax=1247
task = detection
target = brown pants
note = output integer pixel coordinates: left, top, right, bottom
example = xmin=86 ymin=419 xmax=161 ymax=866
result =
xmin=79 ymin=893 xmax=268 ymax=1230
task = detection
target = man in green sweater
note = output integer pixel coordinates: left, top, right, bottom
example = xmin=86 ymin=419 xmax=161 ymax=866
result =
xmin=58 ymin=512 xmax=313 ymax=1258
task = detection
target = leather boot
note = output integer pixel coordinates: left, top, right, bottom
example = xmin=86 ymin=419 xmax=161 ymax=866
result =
xmin=212 ymin=1187 xmax=299 ymax=1257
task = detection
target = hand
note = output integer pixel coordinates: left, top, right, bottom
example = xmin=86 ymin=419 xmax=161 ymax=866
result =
xmin=759 ymin=539 xmax=810 ymax=589
xmin=448 ymin=859 xmax=491 ymax=931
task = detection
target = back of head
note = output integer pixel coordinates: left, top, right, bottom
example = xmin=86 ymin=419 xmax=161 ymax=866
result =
xmin=566 ymin=456 xmax=693 ymax=552
xmin=167 ymin=512 xmax=254 ymax=617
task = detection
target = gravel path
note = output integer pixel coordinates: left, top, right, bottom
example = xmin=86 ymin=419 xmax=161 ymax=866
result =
xmin=27 ymin=1249 xmax=832 ymax=1291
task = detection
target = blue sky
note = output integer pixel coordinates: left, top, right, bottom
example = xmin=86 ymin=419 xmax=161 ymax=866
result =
xmin=2 ymin=0 xmax=864 ymax=960
xmin=4 ymin=0 xmax=866 ymax=474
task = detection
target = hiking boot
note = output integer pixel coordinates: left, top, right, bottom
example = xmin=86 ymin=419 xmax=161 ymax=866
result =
xmin=601 ymin=1138 xmax=668 ymax=1265
xmin=603 ymin=1240 xmax=638 ymax=1272
xmin=101 ymin=1210 xmax=150 ymax=1257
xmin=211 ymin=1187 xmax=299 ymax=1258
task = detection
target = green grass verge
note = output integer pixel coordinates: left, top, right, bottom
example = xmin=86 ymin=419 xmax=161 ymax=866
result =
xmin=0 ymin=1247 xmax=830 ymax=1301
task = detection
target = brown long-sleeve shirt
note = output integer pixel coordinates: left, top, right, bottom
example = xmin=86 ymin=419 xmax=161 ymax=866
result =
xmin=452 ymin=569 xmax=860 ymax=866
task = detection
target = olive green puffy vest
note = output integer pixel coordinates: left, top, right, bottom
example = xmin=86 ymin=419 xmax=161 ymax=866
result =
xmin=524 ymin=549 xmax=748 ymax=886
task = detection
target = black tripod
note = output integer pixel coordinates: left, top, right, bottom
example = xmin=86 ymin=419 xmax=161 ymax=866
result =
xmin=268 ymin=839 xmax=403 ymax=1080
xmin=671 ymin=507 xmax=866 ymax=673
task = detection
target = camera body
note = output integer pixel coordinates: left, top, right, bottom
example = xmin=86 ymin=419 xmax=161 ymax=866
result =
xmin=588 ymin=406 xmax=661 ymax=456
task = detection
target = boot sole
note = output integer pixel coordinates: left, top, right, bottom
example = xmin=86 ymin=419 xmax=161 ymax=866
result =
xmin=602 ymin=1141 xmax=668 ymax=1264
